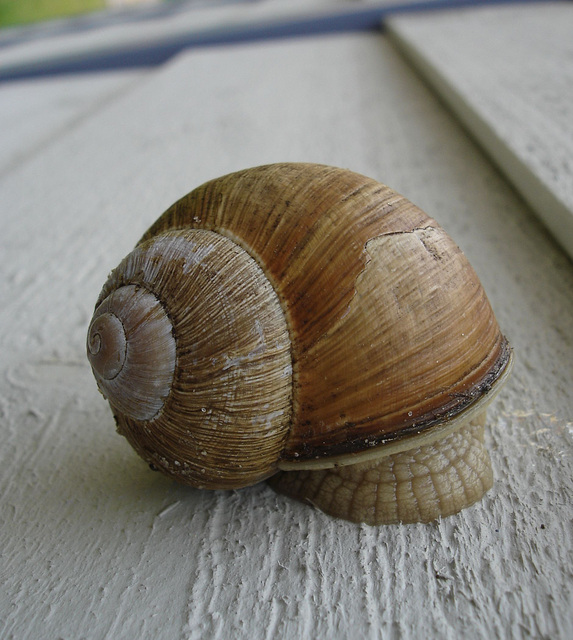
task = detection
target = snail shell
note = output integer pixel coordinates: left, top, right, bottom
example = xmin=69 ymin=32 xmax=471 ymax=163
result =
xmin=87 ymin=163 xmax=512 ymax=525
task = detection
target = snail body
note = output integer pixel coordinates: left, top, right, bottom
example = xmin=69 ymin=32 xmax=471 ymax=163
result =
xmin=87 ymin=163 xmax=512 ymax=525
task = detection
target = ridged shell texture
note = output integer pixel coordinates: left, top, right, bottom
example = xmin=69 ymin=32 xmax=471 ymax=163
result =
xmin=87 ymin=163 xmax=511 ymax=523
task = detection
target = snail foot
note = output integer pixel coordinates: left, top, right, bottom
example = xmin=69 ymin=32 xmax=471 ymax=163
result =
xmin=268 ymin=412 xmax=493 ymax=525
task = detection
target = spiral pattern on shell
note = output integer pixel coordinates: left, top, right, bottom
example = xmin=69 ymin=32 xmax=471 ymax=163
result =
xmin=87 ymin=163 xmax=512 ymax=501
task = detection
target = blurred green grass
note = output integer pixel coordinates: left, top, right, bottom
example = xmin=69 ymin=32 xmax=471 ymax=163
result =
xmin=0 ymin=0 xmax=107 ymax=27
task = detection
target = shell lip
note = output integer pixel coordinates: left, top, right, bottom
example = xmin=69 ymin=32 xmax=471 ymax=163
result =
xmin=278 ymin=339 xmax=514 ymax=471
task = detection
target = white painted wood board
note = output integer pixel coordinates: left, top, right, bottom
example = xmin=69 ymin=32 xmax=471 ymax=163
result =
xmin=387 ymin=1 xmax=573 ymax=262
xmin=0 ymin=70 xmax=147 ymax=176
xmin=0 ymin=29 xmax=572 ymax=640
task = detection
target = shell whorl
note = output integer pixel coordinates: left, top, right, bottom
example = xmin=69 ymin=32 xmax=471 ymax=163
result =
xmin=87 ymin=285 xmax=176 ymax=422
xmin=90 ymin=228 xmax=293 ymax=489
xmin=142 ymin=163 xmax=511 ymax=466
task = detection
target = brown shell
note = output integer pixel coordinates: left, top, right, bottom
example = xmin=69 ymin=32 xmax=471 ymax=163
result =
xmin=88 ymin=163 xmax=511 ymax=491
xmin=90 ymin=229 xmax=292 ymax=490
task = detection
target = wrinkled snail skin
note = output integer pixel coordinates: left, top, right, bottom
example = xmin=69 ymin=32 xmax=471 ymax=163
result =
xmin=87 ymin=163 xmax=513 ymax=525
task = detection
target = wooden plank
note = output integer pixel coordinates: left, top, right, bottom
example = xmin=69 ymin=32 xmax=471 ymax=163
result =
xmin=0 ymin=28 xmax=572 ymax=639
xmin=0 ymin=70 xmax=146 ymax=176
xmin=387 ymin=1 xmax=573 ymax=261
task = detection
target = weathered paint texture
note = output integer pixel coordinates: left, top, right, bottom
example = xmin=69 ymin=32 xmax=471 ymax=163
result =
xmin=0 ymin=18 xmax=571 ymax=640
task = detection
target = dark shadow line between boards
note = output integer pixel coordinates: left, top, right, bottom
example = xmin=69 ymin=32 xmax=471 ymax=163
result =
xmin=0 ymin=0 xmax=562 ymax=83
